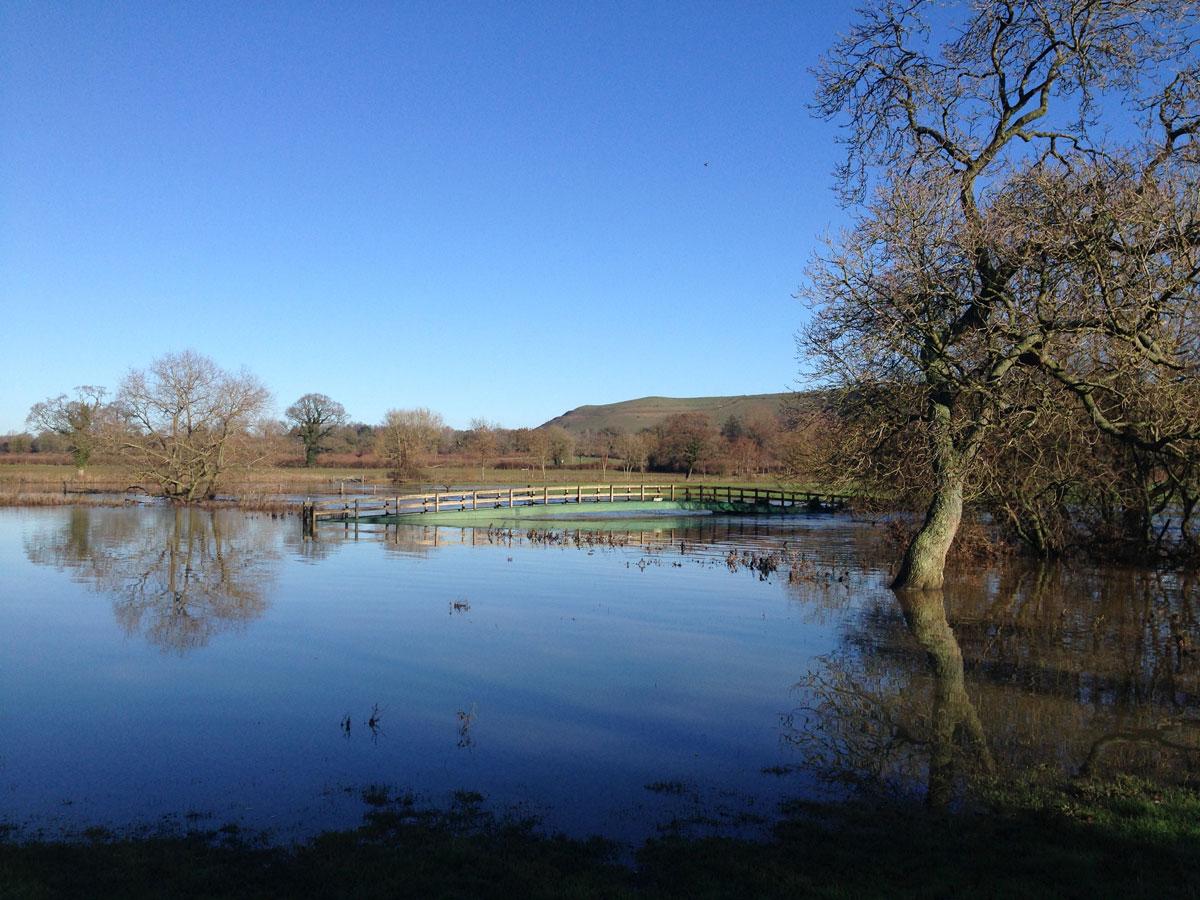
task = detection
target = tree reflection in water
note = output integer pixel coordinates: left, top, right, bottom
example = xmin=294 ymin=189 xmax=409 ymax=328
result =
xmin=902 ymin=589 xmax=995 ymax=808
xmin=788 ymin=565 xmax=1200 ymax=807
xmin=25 ymin=506 xmax=278 ymax=653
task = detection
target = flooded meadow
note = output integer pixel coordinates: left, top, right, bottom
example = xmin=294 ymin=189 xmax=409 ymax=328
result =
xmin=1 ymin=505 xmax=1197 ymax=845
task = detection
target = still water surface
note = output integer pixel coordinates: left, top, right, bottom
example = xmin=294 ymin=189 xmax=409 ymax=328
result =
xmin=1 ymin=506 xmax=1196 ymax=842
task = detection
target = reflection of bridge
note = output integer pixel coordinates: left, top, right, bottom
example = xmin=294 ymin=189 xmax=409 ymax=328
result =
xmin=302 ymin=483 xmax=852 ymax=533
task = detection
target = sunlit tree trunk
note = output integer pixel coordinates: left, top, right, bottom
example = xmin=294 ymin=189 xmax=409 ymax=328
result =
xmin=892 ymin=403 xmax=965 ymax=591
xmin=892 ymin=473 xmax=963 ymax=591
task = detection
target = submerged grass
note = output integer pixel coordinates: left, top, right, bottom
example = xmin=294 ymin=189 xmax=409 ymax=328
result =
xmin=2 ymin=775 xmax=1197 ymax=898
xmin=0 ymin=492 xmax=133 ymax=509
xmin=0 ymin=491 xmax=302 ymax=515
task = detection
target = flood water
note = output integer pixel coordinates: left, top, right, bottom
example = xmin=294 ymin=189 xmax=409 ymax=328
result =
xmin=1 ymin=505 xmax=1197 ymax=843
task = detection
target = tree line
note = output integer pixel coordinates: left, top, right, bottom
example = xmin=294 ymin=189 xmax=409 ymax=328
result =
xmin=6 ymin=351 xmax=799 ymax=500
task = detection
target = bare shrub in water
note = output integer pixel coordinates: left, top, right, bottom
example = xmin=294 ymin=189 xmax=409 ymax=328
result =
xmin=110 ymin=351 xmax=271 ymax=502
xmin=376 ymin=408 xmax=444 ymax=483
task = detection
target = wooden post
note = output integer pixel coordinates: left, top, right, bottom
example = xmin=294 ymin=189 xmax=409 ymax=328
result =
xmin=576 ymin=485 xmax=582 ymax=503
xmin=508 ymin=488 xmax=514 ymax=509
xmin=435 ymin=492 xmax=441 ymax=512
xmin=640 ymin=484 xmax=645 ymax=501
xmin=471 ymin=491 xmax=477 ymax=511
xmin=609 ymin=484 xmax=614 ymax=503
xmin=543 ymin=486 xmax=549 ymax=506
xmin=670 ymin=484 xmax=675 ymax=501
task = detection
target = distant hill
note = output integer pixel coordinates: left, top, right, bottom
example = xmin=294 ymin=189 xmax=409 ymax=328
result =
xmin=539 ymin=393 xmax=795 ymax=435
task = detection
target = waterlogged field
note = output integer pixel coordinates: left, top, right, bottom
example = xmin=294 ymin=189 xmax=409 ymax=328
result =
xmin=0 ymin=505 xmax=1197 ymax=846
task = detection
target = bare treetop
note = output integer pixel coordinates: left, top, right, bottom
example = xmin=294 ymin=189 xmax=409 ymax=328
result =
xmin=814 ymin=0 xmax=1200 ymax=204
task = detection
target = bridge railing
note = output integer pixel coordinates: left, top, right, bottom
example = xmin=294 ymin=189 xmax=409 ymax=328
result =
xmin=302 ymin=484 xmax=851 ymax=531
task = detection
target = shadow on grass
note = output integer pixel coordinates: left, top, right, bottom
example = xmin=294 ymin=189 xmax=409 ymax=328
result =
xmin=1 ymin=776 xmax=1198 ymax=899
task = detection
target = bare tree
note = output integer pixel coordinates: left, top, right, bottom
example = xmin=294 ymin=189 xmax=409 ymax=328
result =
xmin=26 ymin=385 xmax=108 ymax=470
xmin=594 ymin=427 xmax=620 ymax=478
xmin=802 ymin=0 xmax=1200 ymax=588
xmin=526 ymin=428 xmax=553 ymax=479
xmin=249 ymin=415 xmax=292 ymax=467
xmin=461 ymin=417 xmax=499 ymax=480
xmin=112 ymin=351 xmax=271 ymax=501
xmin=376 ymin=408 xmax=444 ymax=482
xmin=615 ymin=431 xmax=650 ymax=475
xmin=524 ymin=425 xmax=574 ymax=478
xmin=285 ymin=393 xmax=348 ymax=466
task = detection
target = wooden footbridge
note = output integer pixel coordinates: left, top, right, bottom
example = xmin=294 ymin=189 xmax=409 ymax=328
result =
xmin=302 ymin=483 xmax=852 ymax=533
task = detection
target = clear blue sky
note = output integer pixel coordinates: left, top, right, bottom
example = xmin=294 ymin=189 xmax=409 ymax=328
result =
xmin=1 ymin=1 xmax=852 ymax=431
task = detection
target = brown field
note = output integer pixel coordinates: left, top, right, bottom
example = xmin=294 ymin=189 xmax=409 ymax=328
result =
xmin=0 ymin=461 xmax=799 ymax=503
xmin=0 ymin=452 xmax=73 ymax=466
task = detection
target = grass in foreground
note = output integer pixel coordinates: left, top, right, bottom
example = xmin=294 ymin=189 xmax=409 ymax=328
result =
xmin=1 ymin=775 xmax=1197 ymax=899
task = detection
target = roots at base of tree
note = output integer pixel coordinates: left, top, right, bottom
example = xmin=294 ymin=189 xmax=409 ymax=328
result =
xmin=891 ymin=552 xmax=950 ymax=591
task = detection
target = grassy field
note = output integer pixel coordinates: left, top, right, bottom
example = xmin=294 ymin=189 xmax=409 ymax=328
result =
xmin=540 ymin=392 xmax=800 ymax=436
xmin=1 ymin=775 xmax=1196 ymax=898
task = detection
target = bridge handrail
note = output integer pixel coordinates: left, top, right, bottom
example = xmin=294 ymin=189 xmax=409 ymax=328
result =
xmin=308 ymin=485 xmax=786 ymax=510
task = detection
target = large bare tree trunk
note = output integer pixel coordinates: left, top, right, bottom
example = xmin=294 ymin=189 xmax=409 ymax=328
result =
xmin=892 ymin=473 xmax=962 ymax=591
xmin=892 ymin=408 xmax=965 ymax=592
xmin=892 ymin=473 xmax=963 ymax=590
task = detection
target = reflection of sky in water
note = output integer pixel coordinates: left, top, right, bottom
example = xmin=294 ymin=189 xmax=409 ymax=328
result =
xmin=1 ymin=507 xmax=1197 ymax=842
